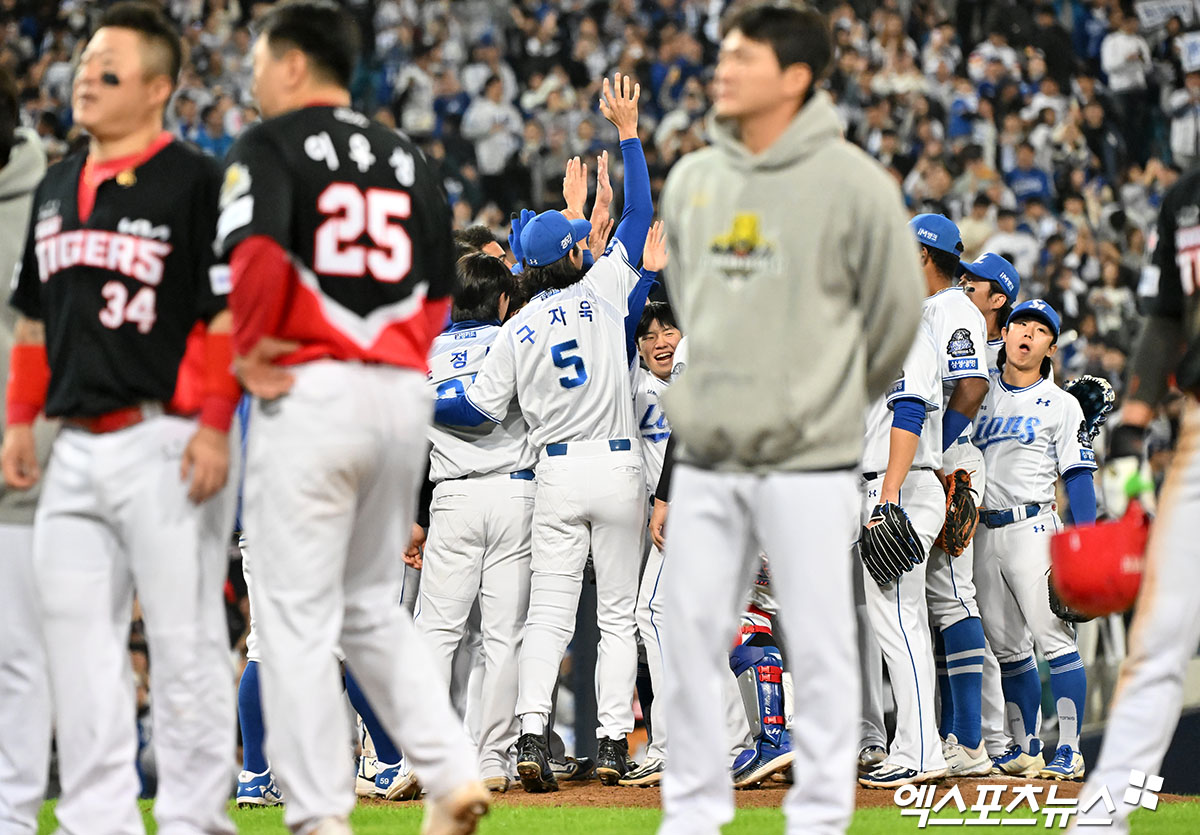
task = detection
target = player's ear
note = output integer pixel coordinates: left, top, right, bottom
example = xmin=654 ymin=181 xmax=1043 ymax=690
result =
xmin=1046 ymin=342 xmax=1058 ymax=358
xmin=146 ymin=74 xmax=173 ymax=113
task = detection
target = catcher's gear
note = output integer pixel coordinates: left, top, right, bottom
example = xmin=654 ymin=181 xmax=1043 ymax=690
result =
xmin=859 ymin=502 xmax=925 ymax=586
xmin=1048 ymin=574 xmax=1094 ymax=623
xmin=1050 ymin=500 xmax=1150 ymax=617
xmin=933 ymin=468 xmax=978 ymax=556
xmin=1064 ymin=374 xmax=1115 ymax=443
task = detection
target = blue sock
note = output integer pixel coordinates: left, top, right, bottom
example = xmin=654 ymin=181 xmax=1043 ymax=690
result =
xmin=999 ymin=655 xmax=1042 ymax=757
xmin=933 ymin=630 xmax=953 ymax=739
xmin=943 ymin=618 xmax=985 ymax=750
xmin=1047 ymin=651 xmax=1087 ymax=752
xmin=344 ymin=668 xmax=402 ymax=766
xmin=238 ymin=661 xmax=268 ymax=774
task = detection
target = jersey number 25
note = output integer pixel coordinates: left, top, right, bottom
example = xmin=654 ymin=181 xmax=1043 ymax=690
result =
xmin=314 ymin=184 xmax=412 ymax=282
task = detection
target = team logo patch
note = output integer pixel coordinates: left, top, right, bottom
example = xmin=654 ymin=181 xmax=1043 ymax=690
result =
xmin=220 ymin=163 xmax=251 ymax=210
xmin=947 ymin=328 xmax=976 ymax=358
xmin=703 ymin=213 xmax=779 ymax=287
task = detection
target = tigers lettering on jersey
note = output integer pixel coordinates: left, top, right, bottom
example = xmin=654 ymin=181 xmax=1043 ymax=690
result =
xmin=33 ymin=222 xmax=172 ymax=286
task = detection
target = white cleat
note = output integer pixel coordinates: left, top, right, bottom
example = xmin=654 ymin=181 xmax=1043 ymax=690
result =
xmin=943 ymin=734 xmax=993 ymax=777
xmin=420 ymin=780 xmax=491 ymax=835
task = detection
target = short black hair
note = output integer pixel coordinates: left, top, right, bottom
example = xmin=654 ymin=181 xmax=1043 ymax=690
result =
xmin=0 ymin=64 xmax=17 ymax=168
xmin=451 ymin=252 xmax=511 ymax=323
xmin=257 ymin=0 xmax=361 ymax=90
xmin=635 ymin=301 xmax=679 ymax=341
xmin=720 ymin=2 xmax=833 ymax=90
xmin=98 ymin=1 xmax=183 ymax=84
xmin=921 ymin=244 xmax=962 ymax=282
xmin=524 ymin=255 xmax=583 ymax=294
xmin=454 ymin=224 xmax=498 ymax=254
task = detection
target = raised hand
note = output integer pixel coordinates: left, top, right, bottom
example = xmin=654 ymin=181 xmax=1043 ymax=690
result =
xmin=642 ymin=220 xmax=667 ymax=272
xmin=599 ymin=72 xmax=640 ymax=141
xmin=594 ymin=149 xmax=613 ymax=211
xmin=562 ymin=155 xmax=588 ymax=218
xmin=588 ymin=217 xmax=615 ymax=261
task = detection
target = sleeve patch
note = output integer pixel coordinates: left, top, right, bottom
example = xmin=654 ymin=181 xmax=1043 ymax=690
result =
xmin=946 ymin=328 xmax=976 ymax=358
xmin=209 ymin=264 xmax=232 ymax=295
xmin=948 ymin=358 xmax=980 ymax=372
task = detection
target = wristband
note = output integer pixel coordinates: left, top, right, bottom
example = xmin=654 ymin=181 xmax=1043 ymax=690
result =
xmin=6 ymin=343 xmax=50 ymax=426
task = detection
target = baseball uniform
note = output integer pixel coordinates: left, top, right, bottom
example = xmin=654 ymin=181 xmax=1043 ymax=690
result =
xmin=219 ymin=104 xmax=477 ymax=829
xmin=858 ymin=319 xmax=948 ymax=782
xmin=8 ymin=134 xmax=238 ymax=835
xmin=418 ymin=319 xmax=536 ymax=783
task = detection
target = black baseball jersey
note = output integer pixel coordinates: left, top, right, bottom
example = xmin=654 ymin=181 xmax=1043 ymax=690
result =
xmin=215 ymin=105 xmax=453 ymax=368
xmin=9 ymin=140 xmax=225 ymax=418
xmin=1141 ymin=167 xmax=1200 ymax=389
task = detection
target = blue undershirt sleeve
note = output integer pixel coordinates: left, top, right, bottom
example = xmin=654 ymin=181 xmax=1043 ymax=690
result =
xmin=891 ymin=398 xmax=927 ymax=436
xmin=612 ymin=137 xmax=653 ymax=264
xmin=1063 ymin=468 xmax=1097 ymax=525
xmin=942 ymin=408 xmax=973 ymax=452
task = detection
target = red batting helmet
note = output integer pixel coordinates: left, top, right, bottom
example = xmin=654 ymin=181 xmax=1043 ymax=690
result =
xmin=1050 ymin=501 xmax=1150 ymax=617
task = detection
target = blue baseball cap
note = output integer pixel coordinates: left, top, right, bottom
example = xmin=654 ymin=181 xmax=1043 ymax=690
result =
xmin=909 ymin=213 xmax=963 ymax=257
xmin=519 ymin=210 xmax=591 ymax=268
xmin=1007 ymin=299 xmax=1061 ymax=340
xmin=959 ymin=252 xmax=1020 ymax=299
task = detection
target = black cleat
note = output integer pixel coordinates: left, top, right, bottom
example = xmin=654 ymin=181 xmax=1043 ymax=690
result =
xmin=516 ymin=733 xmax=558 ymax=793
xmin=595 ymin=737 xmax=631 ymax=786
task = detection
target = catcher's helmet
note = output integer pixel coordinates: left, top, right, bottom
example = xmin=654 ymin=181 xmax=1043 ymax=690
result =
xmin=1050 ymin=501 xmax=1150 ymax=617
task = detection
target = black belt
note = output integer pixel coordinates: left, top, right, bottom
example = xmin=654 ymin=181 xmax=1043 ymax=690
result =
xmin=861 ymin=466 xmax=934 ymax=482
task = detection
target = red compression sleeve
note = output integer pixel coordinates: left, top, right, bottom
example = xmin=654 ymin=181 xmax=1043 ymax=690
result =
xmin=6 ymin=343 xmax=50 ymax=425
xmin=229 ymin=235 xmax=293 ymax=356
xmin=199 ymin=330 xmax=241 ymax=432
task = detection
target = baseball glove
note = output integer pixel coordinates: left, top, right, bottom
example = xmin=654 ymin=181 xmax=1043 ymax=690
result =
xmin=1048 ymin=572 xmax=1095 ymax=623
xmin=859 ymin=503 xmax=925 ymax=586
xmin=1064 ymin=375 xmax=1116 ymax=443
xmin=933 ymin=468 xmax=978 ymax=557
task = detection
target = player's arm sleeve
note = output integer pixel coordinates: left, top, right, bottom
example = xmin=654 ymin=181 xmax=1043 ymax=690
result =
xmin=654 ymin=433 xmax=676 ymax=503
xmin=624 ymin=267 xmax=658 ymax=364
xmin=9 ymin=195 xmax=43 ymax=321
xmin=885 ymin=324 xmax=940 ymax=412
xmin=891 ymin=398 xmax=927 ymax=435
xmin=193 ymin=157 xmax=228 ymax=323
xmin=1062 ymin=468 xmax=1097 ymax=525
xmin=611 ymin=137 xmax=653 ymax=264
xmin=854 ymin=178 xmax=926 ymax=400
xmin=438 ymin=327 xmax=516 ymax=426
xmin=1127 ymin=186 xmax=1186 ymax=407
xmin=1055 ymin=396 xmax=1099 ymax=474
xmin=228 ymin=236 xmax=293 ymax=356
xmin=214 ymin=127 xmax=292 ymax=258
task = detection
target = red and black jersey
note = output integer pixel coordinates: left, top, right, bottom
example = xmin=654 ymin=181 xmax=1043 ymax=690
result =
xmin=216 ymin=105 xmax=453 ymax=370
xmin=9 ymin=136 xmax=226 ymax=418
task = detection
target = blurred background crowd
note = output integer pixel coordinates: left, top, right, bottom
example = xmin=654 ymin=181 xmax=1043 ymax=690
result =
xmin=4 ymin=0 xmax=1193 ymax=782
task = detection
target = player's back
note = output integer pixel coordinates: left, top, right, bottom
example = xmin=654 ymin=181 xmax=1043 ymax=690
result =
xmin=217 ymin=106 xmax=452 ymax=368
xmin=428 ymin=323 xmax=533 ymax=480
xmin=922 ymin=286 xmax=989 ymax=410
xmin=504 ymin=275 xmax=636 ymax=449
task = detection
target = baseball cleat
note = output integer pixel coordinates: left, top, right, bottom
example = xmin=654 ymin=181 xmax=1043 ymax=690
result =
xmin=482 ymin=775 xmax=511 ymax=793
xmin=375 ymin=760 xmax=422 ymax=801
xmin=991 ymin=744 xmax=1046 ymax=777
xmin=858 ymin=762 xmax=947 ymax=789
xmin=857 ymin=744 xmax=887 ymax=775
xmin=1039 ymin=745 xmax=1085 ymax=781
xmin=236 ymin=768 xmax=283 ymax=807
xmin=595 ymin=737 xmax=632 ymax=785
xmin=732 ymin=732 xmax=795 ymax=788
xmin=550 ymin=755 xmax=595 ymax=781
xmin=943 ymin=734 xmax=993 ymax=777
xmin=356 ymin=754 xmax=379 ymax=797
xmin=420 ymin=780 xmax=490 ymax=835
xmin=771 ymin=766 xmax=793 ymax=784
xmin=618 ymin=757 xmax=664 ymax=787
xmin=516 ymin=733 xmax=558 ymax=793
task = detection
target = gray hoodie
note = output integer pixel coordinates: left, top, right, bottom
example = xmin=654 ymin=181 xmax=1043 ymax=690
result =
xmin=659 ymin=91 xmax=924 ymax=473
xmin=0 ymin=127 xmax=51 ymax=524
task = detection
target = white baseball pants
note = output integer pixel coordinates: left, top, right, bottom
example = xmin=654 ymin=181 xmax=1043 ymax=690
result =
xmin=515 ymin=442 xmax=645 ymax=741
xmin=33 ymin=415 xmax=236 ymax=835
xmin=417 ymin=472 xmax=534 ymax=779
xmin=242 ymin=362 xmax=477 ymax=833
xmin=0 ymin=523 xmax=50 ymax=834
xmin=1072 ymin=402 xmax=1200 ymax=833
xmin=658 ymin=465 xmax=859 ymax=835
xmin=859 ymin=469 xmax=947 ymax=776
xmin=926 ymin=441 xmax=982 ymax=627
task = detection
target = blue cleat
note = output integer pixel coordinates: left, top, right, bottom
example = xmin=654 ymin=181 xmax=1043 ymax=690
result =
xmin=236 ymin=768 xmax=283 ymax=807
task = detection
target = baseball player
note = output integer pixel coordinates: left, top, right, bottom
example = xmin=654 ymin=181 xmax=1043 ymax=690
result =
xmin=654 ymin=4 xmax=925 ymax=831
xmin=416 ymin=250 xmax=536 ymax=794
xmin=856 ymin=318 xmax=949 ymax=789
xmin=435 ymin=72 xmax=653 ymax=792
xmin=908 ymin=215 xmax=993 ymax=777
xmin=1 ymin=5 xmax=241 ymax=834
xmin=0 ymin=65 xmax=50 ymax=835
xmin=1068 ymin=166 xmax=1200 ymax=831
xmin=958 ymin=253 xmax=1022 ymax=762
xmin=217 ymin=3 xmax=488 ymax=833
xmin=972 ymin=299 xmax=1096 ymax=781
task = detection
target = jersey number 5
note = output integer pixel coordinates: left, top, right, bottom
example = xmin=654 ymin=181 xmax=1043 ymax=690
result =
xmin=314 ymin=183 xmax=412 ymax=281
xmin=551 ymin=340 xmax=588 ymax=389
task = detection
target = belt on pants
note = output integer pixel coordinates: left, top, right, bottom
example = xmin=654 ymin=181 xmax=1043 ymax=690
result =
xmin=953 ymin=435 xmax=971 ymax=446
xmin=860 ymin=465 xmax=934 ymax=483
xmin=980 ymin=503 xmax=1042 ymax=528
xmin=544 ymin=439 xmax=632 ymax=457
xmin=445 ymin=469 xmax=535 ymax=482
xmin=63 ymin=402 xmax=166 ymax=434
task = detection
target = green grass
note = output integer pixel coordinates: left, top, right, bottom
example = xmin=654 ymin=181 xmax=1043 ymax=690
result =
xmin=36 ymin=799 xmax=1198 ymax=833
